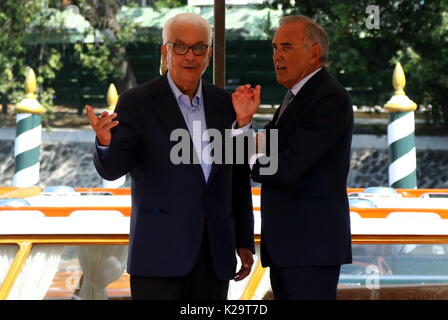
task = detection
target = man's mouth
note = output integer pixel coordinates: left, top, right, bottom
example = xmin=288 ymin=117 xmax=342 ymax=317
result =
xmin=276 ymin=65 xmax=286 ymax=71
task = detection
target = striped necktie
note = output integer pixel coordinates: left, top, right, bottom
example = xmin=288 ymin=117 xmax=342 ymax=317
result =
xmin=275 ymin=89 xmax=295 ymax=125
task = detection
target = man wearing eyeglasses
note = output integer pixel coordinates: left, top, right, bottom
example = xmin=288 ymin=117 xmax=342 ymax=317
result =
xmin=232 ymin=15 xmax=353 ymax=300
xmin=86 ymin=12 xmax=254 ymax=300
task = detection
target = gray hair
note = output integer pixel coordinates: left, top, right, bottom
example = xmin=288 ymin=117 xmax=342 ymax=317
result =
xmin=279 ymin=15 xmax=329 ymax=65
xmin=162 ymin=12 xmax=213 ymax=45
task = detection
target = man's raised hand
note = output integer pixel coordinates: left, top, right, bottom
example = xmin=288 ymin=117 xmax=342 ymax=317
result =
xmin=232 ymin=84 xmax=261 ymax=128
xmin=85 ymin=105 xmax=119 ymax=147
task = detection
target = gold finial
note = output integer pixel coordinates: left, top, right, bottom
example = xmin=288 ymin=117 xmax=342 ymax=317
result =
xmin=107 ymin=83 xmax=119 ymax=111
xmin=392 ymin=62 xmax=406 ymax=96
xmin=24 ymin=68 xmax=37 ymax=99
xmin=384 ymin=62 xmax=417 ymax=112
xmin=15 ymin=68 xmax=45 ymax=114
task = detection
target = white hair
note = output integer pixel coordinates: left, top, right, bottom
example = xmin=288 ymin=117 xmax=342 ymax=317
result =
xmin=162 ymin=12 xmax=213 ymax=45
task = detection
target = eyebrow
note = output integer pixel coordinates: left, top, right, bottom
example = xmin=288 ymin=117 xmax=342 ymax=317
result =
xmin=174 ymin=39 xmax=207 ymax=45
xmin=272 ymin=42 xmax=293 ymax=47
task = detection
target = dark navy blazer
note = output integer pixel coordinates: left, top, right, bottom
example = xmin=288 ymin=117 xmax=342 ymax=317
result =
xmin=94 ymin=75 xmax=254 ymax=280
xmin=252 ymin=68 xmax=353 ymax=267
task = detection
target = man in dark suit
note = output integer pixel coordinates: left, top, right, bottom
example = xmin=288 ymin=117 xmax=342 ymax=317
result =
xmin=232 ymin=15 xmax=353 ymax=300
xmin=86 ymin=12 xmax=254 ymax=300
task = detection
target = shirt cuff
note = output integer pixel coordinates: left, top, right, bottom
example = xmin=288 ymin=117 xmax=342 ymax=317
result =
xmin=96 ymin=139 xmax=109 ymax=159
xmin=249 ymin=153 xmax=265 ymax=170
xmin=230 ymin=120 xmax=252 ymax=137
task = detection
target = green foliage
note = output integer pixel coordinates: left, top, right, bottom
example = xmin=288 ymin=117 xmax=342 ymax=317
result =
xmin=0 ymin=0 xmax=62 ymax=116
xmin=69 ymin=0 xmax=142 ymax=92
xmin=73 ymin=19 xmax=137 ymax=82
xmin=154 ymin=0 xmax=187 ymax=10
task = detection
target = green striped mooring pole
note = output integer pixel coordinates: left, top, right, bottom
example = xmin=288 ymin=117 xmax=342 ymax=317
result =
xmin=13 ymin=68 xmax=46 ymax=187
xmin=384 ymin=62 xmax=418 ymax=189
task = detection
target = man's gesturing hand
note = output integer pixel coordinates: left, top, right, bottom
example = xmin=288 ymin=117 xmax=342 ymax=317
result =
xmin=232 ymin=84 xmax=261 ymax=128
xmin=85 ymin=105 xmax=119 ymax=147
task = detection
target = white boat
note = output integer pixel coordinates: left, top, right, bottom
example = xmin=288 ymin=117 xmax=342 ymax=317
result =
xmin=1 ymin=186 xmax=448 ymax=300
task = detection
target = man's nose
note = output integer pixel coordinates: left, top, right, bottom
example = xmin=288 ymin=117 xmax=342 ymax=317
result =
xmin=185 ymin=47 xmax=196 ymax=59
xmin=273 ymin=48 xmax=282 ymax=60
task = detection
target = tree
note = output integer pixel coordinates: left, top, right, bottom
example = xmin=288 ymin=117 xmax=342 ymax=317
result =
xmin=53 ymin=0 xmax=139 ymax=93
xmin=63 ymin=0 xmax=187 ymax=93
xmin=265 ymin=0 xmax=448 ymax=130
xmin=0 ymin=0 xmax=62 ymax=119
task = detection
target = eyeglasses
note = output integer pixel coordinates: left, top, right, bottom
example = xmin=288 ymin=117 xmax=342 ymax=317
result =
xmin=166 ymin=43 xmax=210 ymax=56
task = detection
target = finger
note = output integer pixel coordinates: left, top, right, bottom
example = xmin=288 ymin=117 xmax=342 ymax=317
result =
xmin=234 ymin=267 xmax=250 ymax=281
xmin=235 ymin=86 xmax=245 ymax=93
xmin=234 ymin=268 xmax=244 ymax=281
xmin=240 ymin=268 xmax=250 ymax=280
xmin=100 ymin=111 xmax=110 ymax=118
xmin=237 ymin=84 xmax=251 ymax=93
xmin=97 ymin=113 xmax=117 ymax=129
xmin=85 ymin=105 xmax=97 ymax=125
xmin=103 ymin=120 xmax=119 ymax=131
xmin=253 ymin=85 xmax=262 ymax=104
xmin=245 ymin=84 xmax=255 ymax=95
xmin=254 ymin=85 xmax=261 ymax=97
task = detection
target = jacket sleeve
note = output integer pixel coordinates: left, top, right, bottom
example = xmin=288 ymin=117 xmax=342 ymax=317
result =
xmin=251 ymin=90 xmax=352 ymax=187
xmin=93 ymin=92 xmax=141 ymax=181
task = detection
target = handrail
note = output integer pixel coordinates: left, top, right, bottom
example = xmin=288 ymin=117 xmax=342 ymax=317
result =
xmin=0 ymin=241 xmax=33 ymax=300
xmin=0 ymin=206 xmax=132 ymax=217
xmin=0 ymin=235 xmax=129 ymax=300
xmin=351 ymin=208 xmax=448 ymax=219
xmin=2 ymin=206 xmax=448 ymax=219
xmin=3 ymin=187 xmax=448 ymax=198
xmin=3 ymin=233 xmax=448 ymax=300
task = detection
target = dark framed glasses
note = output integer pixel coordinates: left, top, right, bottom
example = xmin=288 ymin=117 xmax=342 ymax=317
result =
xmin=166 ymin=42 xmax=210 ymax=56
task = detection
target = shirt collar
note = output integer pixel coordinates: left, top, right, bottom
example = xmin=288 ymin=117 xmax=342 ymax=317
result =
xmin=290 ymin=67 xmax=322 ymax=96
xmin=167 ymin=71 xmax=202 ymax=108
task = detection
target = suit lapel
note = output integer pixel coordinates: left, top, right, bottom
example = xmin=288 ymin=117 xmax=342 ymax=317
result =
xmin=269 ymin=103 xmax=282 ymax=128
xmin=150 ymin=75 xmax=189 ymax=134
xmin=274 ymin=67 xmax=328 ymax=128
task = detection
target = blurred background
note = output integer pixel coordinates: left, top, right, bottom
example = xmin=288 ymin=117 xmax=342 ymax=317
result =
xmin=0 ymin=0 xmax=447 ymax=131
xmin=1 ymin=0 xmax=448 ymax=188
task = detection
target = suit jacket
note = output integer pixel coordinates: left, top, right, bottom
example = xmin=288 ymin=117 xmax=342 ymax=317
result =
xmin=252 ymin=68 xmax=353 ymax=267
xmin=94 ymin=75 xmax=254 ymax=280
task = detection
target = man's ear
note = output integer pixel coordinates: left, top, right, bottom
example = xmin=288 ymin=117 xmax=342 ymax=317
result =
xmin=208 ymin=46 xmax=213 ymax=59
xmin=205 ymin=46 xmax=213 ymax=68
xmin=161 ymin=44 xmax=167 ymax=60
xmin=309 ymin=43 xmax=322 ymax=65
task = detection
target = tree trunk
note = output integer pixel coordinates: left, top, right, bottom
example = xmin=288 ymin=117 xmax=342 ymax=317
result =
xmin=1 ymin=95 xmax=8 ymax=115
xmin=116 ymin=48 xmax=137 ymax=92
xmin=75 ymin=0 xmax=138 ymax=91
